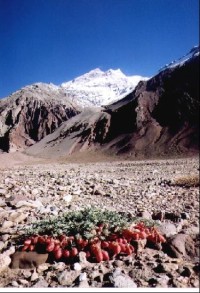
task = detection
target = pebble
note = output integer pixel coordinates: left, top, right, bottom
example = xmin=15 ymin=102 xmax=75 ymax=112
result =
xmin=18 ymin=279 xmax=29 ymax=285
xmin=37 ymin=263 xmax=49 ymax=273
xmin=0 ymin=254 xmax=11 ymax=273
xmin=0 ymin=241 xmax=5 ymax=251
xmin=31 ymin=271 xmax=39 ymax=282
xmin=74 ymin=262 xmax=82 ymax=271
xmin=57 ymin=270 xmax=78 ymax=286
xmin=52 ymin=262 xmax=66 ymax=271
xmin=11 ymin=281 xmax=19 ymax=287
xmin=79 ymin=272 xmax=87 ymax=282
xmin=2 ymin=220 xmax=14 ymax=229
xmin=0 ymin=188 xmax=6 ymax=196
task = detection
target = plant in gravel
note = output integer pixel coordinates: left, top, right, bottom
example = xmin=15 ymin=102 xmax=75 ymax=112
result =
xmin=18 ymin=207 xmax=165 ymax=263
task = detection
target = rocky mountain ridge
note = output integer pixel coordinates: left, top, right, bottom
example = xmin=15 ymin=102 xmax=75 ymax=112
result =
xmin=0 ymin=83 xmax=80 ymax=152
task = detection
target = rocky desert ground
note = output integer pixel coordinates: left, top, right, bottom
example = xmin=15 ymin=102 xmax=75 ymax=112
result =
xmin=0 ymin=153 xmax=199 ymax=289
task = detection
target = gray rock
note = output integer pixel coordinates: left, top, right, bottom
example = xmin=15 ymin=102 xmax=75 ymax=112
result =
xmin=137 ymin=210 xmax=152 ymax=220
xmin=57 ymin=270 xmax=79 ymax=286
xmin=0 ymin=199 xmax=6 ymax=207
xmin=0 ymin=241 xmax=5 ymax=251
xmin=0 ymin=254 xmax=11 ymax=273
xmin=166 ymin=234 xmax=195 ymax=258
xmin=31 ymin=271 xmax=39 ymax=282
xmin=112 ymin=274 xmax=137 ymax=288
xmin=1 ymin=220 xmax=14 ymax=229
xmin=158 ymin=222 xmax=177 ymax=237
xmin=78 ymin=251 xmax=88 ymax=264
xmin=78 ymin=280 xmax=90 ymax=288
xmin=157 ymin=275 xmax=170 ymax=287
xmin=32 ymin=278 xmax=49 ymax=288
xmin=0 ymin=189 xmax=6 ymax=196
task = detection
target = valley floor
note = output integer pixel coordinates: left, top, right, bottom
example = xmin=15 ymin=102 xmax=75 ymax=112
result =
xmin=0 ymin=153 xmax=199 ymax=289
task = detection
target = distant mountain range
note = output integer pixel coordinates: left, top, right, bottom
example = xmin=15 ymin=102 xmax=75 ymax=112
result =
xmin=0 ymin=46 xmax=199 ymax=158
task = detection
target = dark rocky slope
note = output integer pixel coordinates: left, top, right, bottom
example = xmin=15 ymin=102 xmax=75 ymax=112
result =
xmin=0 ymin=83 xmax=80 ymax=152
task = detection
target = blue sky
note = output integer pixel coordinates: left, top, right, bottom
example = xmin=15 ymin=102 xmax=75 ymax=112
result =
xmin=0 ymin=0 xmax=199 ymax=98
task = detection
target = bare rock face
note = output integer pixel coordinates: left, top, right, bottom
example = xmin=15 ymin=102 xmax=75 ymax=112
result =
xmin=26 ymin=108 xmax=112 ymax=157
xmin=0 ymin=83 xmax=80 ymax=152
xmin=26 ymin=47 xmax=199 ymax=159
xmin=103 ymin=47 xmax=199 ymax=157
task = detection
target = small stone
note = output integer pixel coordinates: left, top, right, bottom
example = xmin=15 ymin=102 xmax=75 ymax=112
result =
xmin=191 ymin=278 xmax=199 ymax=287
xmin=63 ymin=194 xmax=72 ymax=203
xmin=22 ymin=270 xmax=32 ymax=278
xmin=32 ymin=278 xmax=49 ymax=288
xmin=0 ymin=189 xmax=6 ymax=196
xmin=74 ymin=262 xmax=82 ymax=271
xmin=57 ymin=270 xmax=78 ymax=286
xmin=157 ymin=275 xmax=170 ymax=287
xmin=0 ymin=254 xmax=11 ymax=273
xmin=4 ymin=246 xmax=15 ymax=256
xmin=137 ymin=210 xmax=152 ymax=220
xmin=78 ymin=280 xmax=90 ymax=287
xmin=158 ymin=222 xmax=177 ymax=237
xmin=112 ymin=268 xmax=122 ymax=278
xmin=11 ymin=281 xmax=19 ymax=287
xmin=0 ymin=199 xmax=6 ymax=207
xmin=1 ymin=234 xmax=9 ymax=242
xmin=15 ymin=200 xmax=43 ymax=209
xmin=79 ymin=272 xmax=87 ymax=282
xmin=37 ymin=263 xmax=49 ymax=273
xmin=93 ymin=186 xmax=104 ymax=195
xmin=184 ymin=226 xmax=199 ymax=235
xmin=52 ymin=262 xmax=66 ymax=271
xmin=162 ymin=263 xmax=179 ymax=272
xmin=112 ymin=273 xmax=137 ymax=288
xmin=18 ymin=279 xmax=29 ymax=285
xmin=0 ymin=241 xmax=5 ymax=251
xmin=113 ymin=260 xmax=124 ymax=267
xmin=32 ymin=189 xmax=39 ymax=196
xmin=11 ymin=212 xmax=28 ymax=223
xmin=167 ymin=234 xmax=195 ymax=258
xmin=78 ymin=251 xmax=87 ymax=264
xmin=2 ymin=220 xmax=14 ymax=229
xmin=31 ymin=271 xmax=39 ymax=282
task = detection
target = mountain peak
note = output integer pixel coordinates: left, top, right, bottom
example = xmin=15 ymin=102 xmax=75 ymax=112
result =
xmin=61 ymin=68 xmax=148 ymax=107
xmin=105 ymin=68 xmax=125 ymax=77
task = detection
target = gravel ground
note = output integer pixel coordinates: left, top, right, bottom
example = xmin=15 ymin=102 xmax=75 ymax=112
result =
xmin=0 ymin=155 xmax=199 ymax=289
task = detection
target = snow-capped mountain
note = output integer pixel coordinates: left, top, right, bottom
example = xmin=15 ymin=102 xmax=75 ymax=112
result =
xmin=159 ymin=45 xmax=199 ymax=72
xmin=61 ymin=68 xmax=149 ymax=107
